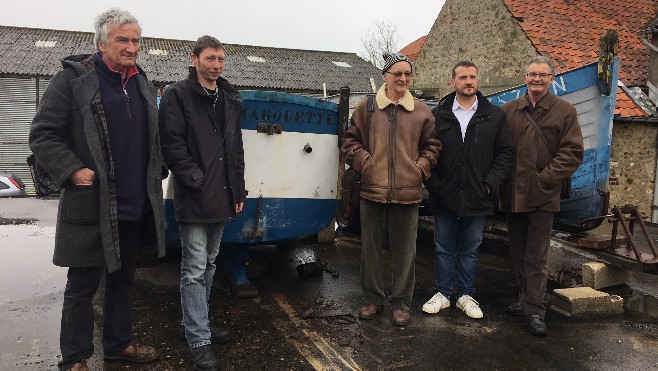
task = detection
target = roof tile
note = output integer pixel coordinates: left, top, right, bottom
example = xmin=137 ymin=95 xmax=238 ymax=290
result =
xmin=502 ymin=0 xmax=657 ymax=118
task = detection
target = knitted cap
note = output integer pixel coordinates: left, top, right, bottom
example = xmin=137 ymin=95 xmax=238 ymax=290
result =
xmin=381 ymin=52 xmax=413 ymax=74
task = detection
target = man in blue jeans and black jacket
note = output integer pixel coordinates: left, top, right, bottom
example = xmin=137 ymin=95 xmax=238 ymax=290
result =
xmin=159 ymin=35 xmax=247 ymax=371
xmin=423 ymin=61 xmax=512 ymax=319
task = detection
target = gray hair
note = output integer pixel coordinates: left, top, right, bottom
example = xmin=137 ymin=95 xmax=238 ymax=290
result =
xmin=93 ymin=8 xmax=141 ymax=50
xmin=526 ymin=55 xmax=555 ymax=75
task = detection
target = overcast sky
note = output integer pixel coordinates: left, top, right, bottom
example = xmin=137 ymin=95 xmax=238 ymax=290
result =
xmin=2 ymin=0 xmax=445 ymax=56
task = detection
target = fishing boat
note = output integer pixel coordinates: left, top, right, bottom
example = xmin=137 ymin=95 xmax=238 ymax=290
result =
xmin=487 ymin=57 xmax=620 ymax=232
xmin=162 ymin=90 xmax=340 ymax=247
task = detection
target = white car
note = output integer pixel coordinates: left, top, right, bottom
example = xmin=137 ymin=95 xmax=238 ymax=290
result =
xmin=0 ymin=173 xmax=26 ymax=197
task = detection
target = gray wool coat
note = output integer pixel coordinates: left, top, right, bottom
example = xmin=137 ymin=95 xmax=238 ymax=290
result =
xmin=29 ymin=54 xmax=166 ymax=273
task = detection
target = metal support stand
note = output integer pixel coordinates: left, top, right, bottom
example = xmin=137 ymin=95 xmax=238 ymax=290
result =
xmin=609 ymin=205 xmax=658 ymax=263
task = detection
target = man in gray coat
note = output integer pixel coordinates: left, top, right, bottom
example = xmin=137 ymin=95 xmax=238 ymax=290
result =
xmin=29 ymin=8 xmax=165 ymax=371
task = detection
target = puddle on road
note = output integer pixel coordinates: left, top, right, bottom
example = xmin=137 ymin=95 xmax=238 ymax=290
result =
xmin=0 ymin=224 xmax=66 ymax=305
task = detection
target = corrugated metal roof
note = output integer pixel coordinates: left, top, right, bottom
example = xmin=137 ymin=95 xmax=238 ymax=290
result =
xmin=0 ymin=26 xmax=380 ymax=93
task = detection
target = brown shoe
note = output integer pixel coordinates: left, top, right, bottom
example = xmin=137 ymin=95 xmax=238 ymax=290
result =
xmin=359 ymin=303 xmax=383 ymax=319
xmin=392 ymin=308 xmax=411 ymax=326
xmin=68 ymin=360 xmax=89 ymax=371
xmin=104 ymin=343 xmax=159 ymax=364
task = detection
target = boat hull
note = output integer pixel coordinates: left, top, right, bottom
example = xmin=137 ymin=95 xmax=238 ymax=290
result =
xmin=163 ymin=91 xmax=339 ymax=246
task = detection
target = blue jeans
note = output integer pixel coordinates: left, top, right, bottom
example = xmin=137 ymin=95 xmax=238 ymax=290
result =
xmin=180 ymin=223 xmax=225 ymax=348
xmin=432 ymin=214 xmax=485 ymax=300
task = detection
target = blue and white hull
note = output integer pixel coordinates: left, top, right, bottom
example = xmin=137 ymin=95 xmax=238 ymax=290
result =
xmin=488 ymin=58 xmax=619 ymax=231
xmin=163 ymin=91 xmax=339 ymax=246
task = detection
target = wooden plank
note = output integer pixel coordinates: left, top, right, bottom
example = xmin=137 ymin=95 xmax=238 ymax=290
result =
xmin=577 ymin=235 xmax=627 ymax=250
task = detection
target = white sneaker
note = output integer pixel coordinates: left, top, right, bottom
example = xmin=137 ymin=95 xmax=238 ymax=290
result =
xmin=422 ymin=292 xmax=450 ymax=314
xmin=456 ymin=295 xmax=484 ymax=319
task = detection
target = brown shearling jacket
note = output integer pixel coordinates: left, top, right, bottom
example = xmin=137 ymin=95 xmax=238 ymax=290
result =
xmin=341 ymin=85 xmax=441 ymax=204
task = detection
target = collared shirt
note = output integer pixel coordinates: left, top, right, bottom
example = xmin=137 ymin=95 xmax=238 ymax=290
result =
xmin=525 ymin=91 xmax=547 ymax=112
xmin=452 ymin=97 xmax=478 ymax=140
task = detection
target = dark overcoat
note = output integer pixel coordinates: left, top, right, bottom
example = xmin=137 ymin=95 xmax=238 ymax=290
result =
xmin=158 ymin=70 xmax=247 ymax=223
xmin=29 ymin=54 xmax=166 ymax=273
xmin=500 ymin=92 xmax=584 ymax=213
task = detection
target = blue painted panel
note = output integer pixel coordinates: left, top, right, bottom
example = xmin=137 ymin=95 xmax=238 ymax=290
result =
xmin=488 ymin=63 xmax=599 ymax=106
xmin=164 ymin=197 xmax=337 ymax=246
xmin=240 ymin=90 xmax=339 ymax=135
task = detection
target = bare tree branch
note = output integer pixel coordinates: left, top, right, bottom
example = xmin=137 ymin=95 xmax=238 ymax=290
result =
xmin=360 ymin=20 xmax=400 ymax=69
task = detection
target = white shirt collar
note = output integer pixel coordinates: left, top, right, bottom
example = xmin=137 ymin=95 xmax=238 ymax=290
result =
xmin=452 ymin=96 xmax=478 ymax=112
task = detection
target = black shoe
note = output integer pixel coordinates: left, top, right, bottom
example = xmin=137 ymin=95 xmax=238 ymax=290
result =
xmin=189 ymin=345 xmax=219 ymax=371
xmin=526 ymin=315 xmax=548 ymax=337
xmin=506 ymin=301 xmax=523 ymax=315
xmin=211 ymin=326 xmax=231 ymax=344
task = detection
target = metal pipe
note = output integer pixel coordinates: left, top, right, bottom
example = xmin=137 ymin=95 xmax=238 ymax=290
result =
xmin=642 ymin=38 xmax=658 ymax=53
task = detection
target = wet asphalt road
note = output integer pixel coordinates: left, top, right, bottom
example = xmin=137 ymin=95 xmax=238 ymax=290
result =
xmin=1 ymin=197 xmax=658 ymax=370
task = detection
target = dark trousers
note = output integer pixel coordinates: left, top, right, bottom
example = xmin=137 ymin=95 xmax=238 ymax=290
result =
xmin=360 ymin=198 xmax=419 ymax=310
xmin=58 ymin=219 xmax=145 ymax=370
xmin=505 ymin=210 xmax=554 ymax=318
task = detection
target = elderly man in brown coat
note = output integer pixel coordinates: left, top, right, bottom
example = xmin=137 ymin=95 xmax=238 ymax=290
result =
xmin=342 ymin=52 xmax=440 ymax=326
xmin=500 ymin=56 xmax=583 ymax=337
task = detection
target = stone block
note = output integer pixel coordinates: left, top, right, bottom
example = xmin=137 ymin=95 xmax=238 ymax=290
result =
xmin=551 ymin=287 xmax=624 ymax=317
xmin=576 ymin=235 xmax=627 ymax=250
xmin=317 ymin=220 xmax=336 ymax=244
xmin=582 ymin=262 xmax=628 ymax=289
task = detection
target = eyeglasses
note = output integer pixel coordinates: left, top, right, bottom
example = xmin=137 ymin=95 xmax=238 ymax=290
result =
xmin=386 ymin=71 xmax=412 ymax=79
xmin=525 ymin=72 xmax=553 ymax=79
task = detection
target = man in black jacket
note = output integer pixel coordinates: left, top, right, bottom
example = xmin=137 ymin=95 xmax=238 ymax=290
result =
xmin=422 ymin=61 xmax=512 ymax=319
xmin=159 ymin=35 xmax=247 ymax=371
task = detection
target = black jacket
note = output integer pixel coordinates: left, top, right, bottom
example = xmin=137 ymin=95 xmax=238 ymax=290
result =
xmin=159 ymin=69 xmax=247 ymax=223
xmin=426 ymin=91 xmax=512 ymax=216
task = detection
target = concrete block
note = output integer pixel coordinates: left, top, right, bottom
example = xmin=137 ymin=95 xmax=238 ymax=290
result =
xmin=582 ymin=262 xmax=628 ymax=289
xmin=317 ymin=220 xmax=335 ymax=244
xmin=551 ymin=287 xmax=624 ymax=317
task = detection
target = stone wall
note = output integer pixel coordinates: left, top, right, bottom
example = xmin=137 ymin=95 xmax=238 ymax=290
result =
xmin=412 ymin=0 xmax=539 ymax=98
xmin=608 ymin=121 xmax=658 ymax=215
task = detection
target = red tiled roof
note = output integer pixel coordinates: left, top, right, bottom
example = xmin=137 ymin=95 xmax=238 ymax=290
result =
xmin=503 ymin=0 xmax=658 ymax=117
xmin=399 ymin=36 xmax=427 ymax=62
xmin=616 ymin=88 xmax=648 ymax=117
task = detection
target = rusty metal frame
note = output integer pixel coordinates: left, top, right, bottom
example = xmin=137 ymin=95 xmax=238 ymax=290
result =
xmin=608 ymin=205 xmax=658 ymax=264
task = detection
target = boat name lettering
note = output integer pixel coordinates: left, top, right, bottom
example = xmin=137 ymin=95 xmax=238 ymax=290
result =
xmin=242 ymin=108 xmax=335 ymax=126
xmin=489 ymin=77 xmax=569 ymax=105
